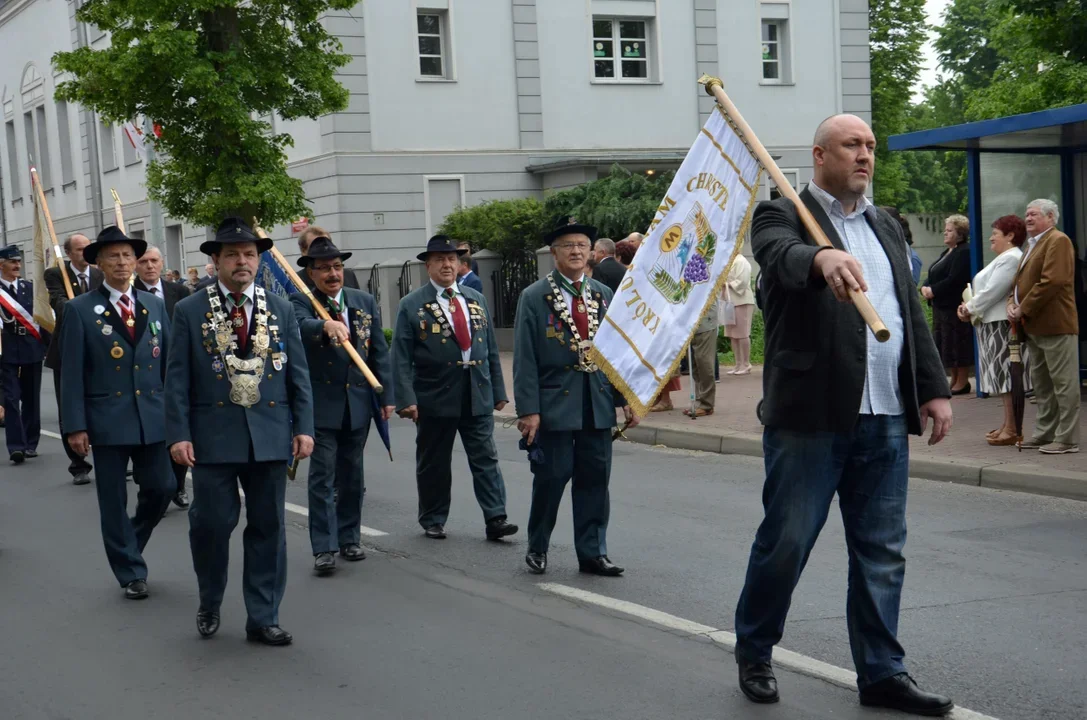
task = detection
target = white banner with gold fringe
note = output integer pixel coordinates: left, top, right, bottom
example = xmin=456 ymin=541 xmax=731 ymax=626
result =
xmin=590 ymin=108 xmax=763 ymax=415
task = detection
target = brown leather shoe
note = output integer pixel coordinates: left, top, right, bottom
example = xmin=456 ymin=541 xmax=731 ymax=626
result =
xmin=683 ymin=408 xmax=714 ymax=418
xmin=987 ymin=433 xmax=1020 ymax=446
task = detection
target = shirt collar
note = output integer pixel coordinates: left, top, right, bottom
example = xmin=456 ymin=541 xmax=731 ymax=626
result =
xmin=558 ymin=271 xmax=586 ymax=287
xmin=431 ymin=279 xmax=459 ymax=297
xmin=808 ymin=181 xmax=875 ymax=221
xmin=218 ymin=280 xmax=254 ymax=304
xmin=3 ymin=278 xmax=17 ymax=291
xmin=329 ymin=288 xmax=345 ymax=307
xmin=1029 ymin=228 xmax=1052 ymax=245
xmin=107 ymin=283 xmax=133 ymax=306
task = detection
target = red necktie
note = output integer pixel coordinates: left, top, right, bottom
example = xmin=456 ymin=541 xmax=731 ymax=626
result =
xmin=230 ymin=293 xmax=248 ymax=352
xmin=444 ymin=288 xmax=472 ymax=351
xmin=118 ymin=295 xmax=136 ymax=341
xmin=570 ymin=280 xmax=589 ymax=339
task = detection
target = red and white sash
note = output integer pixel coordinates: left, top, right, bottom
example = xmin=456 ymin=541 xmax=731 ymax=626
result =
xmin=0 ymin=285 xmax=42 ymax=342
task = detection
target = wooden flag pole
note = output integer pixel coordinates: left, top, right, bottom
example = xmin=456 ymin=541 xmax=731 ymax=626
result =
xmin=254 ymin=227 xmax=384 ymax=393
xmin=110 ymin=189 xmax=126 ymax=233
xmin=31 ymin=166 xmax=74 ymax=300
xmin=699 ymin=75 xmax=891 ymax=343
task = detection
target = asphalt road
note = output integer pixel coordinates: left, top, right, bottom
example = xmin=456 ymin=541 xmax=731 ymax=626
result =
xmin=2 ymin=375 xmax=1084 ymax=719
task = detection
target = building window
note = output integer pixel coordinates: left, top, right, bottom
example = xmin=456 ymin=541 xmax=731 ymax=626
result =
xmin=769 ymin=170 xmax=798 ymax=201
xmin=760 ymin=15 xmax=791 ymax=83
xmin=5 ymin=120 xmax=20 ymax=198
xmin=99 ymin=120 xmax=117 ymax=172
xmin=55 ymin=100 xmax=75 ymax=186
xmin=592 ymin=18 xmax=651 ymax=82
xmin=33 ymin=106 xmax=51 ymax=187
xmin=122 ymin=123 xmax=141 ymax=166
xmin=417 ymin=11 xmax=448 ymax=78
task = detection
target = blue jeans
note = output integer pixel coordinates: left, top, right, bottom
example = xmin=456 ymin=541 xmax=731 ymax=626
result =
xmin=735 ymin=414 xmax=909 ymax=689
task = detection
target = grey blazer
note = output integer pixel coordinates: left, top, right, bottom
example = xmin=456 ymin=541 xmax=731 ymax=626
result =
xmin=751 ymin=187 xmax=950 ymax=436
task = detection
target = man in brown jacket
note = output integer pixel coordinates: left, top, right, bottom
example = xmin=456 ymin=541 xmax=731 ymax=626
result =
xmin=1007 ymin=199 xmax=1080 ymax=454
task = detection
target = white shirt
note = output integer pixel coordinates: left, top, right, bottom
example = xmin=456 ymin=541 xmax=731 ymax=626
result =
xmin=71 ymin=264 xmax=91 ymax=293
xmin=142 ymin=279 xmax=165 ymax=298
xmin=218 ymin=280 xmax=254 ymax=324
xmin=431 ymin=280 xmax=472 ymax=364
xmin=1014 ymin=228 xmax=1051 ymax=304
xmin=1 ymin=278 xmax=19 ymax=295
xmin=106 ymin=283 xmax=137 ymax=321
xmin=808 ymin=182 xmax=905 ymax=416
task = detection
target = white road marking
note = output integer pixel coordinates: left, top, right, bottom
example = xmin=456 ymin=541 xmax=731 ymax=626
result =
xmin=538 ymin=583 xmax=1000 ymax=720
xmin=41 ymin=429 xmax=62 ymax=440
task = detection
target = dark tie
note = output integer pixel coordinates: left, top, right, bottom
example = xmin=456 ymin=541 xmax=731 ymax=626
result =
xmin=149 ymin=286 xmax=158 ymax=295
xmin=118 ymin=295 xmax=136 ymax=341
xmin=444 ymin=288 xmax=472 ymax=352
xmin=230 ymin=293 xmax=248 ymax=352
xmin=570 ymin=280 xmax=589 ymax=339
xmin=78 ymin=274 xmax=88 ymax=294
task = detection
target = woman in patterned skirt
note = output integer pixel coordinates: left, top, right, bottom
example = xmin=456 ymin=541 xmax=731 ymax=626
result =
xmin=958 ymin=215 xmax=1030 ymax=445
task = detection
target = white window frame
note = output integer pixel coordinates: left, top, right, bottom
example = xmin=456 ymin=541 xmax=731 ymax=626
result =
xmin=20 ymin=64 xmax=51 ymax=191
xmin=55 ymin=100 xmax=76 ymax=188
xmin=759 ymin=168 xmax=798 ymax=202
xmin=5 ymin=118 xmax=21 ymax=201
xmin=414 ymin=2 xmax=456 ymax=82
xmin=422 ymin=174 xmax=466 ymax=239
xmin=591 ymin=16 xmax=655 ymax=84
xmin=99 ymin=119 xmax=118 ymax=173
xmin=759 ymin=11 xmax=793 ymax=85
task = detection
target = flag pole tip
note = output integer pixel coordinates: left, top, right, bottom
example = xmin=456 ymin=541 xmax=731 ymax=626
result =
xmin=698 ymin=74 xmax=723 ymax=95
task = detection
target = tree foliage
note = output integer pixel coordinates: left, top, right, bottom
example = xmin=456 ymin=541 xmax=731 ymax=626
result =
xmin=869 ymin=0 xmax=928 ymax=207
xmin=53 ymin=0 xmax=356 ymax=228
xmin=438 ymin=198 xmax=548 ymax=258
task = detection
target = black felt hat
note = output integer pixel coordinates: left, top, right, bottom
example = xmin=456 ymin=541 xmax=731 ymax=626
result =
xmin=199 ymin=216 xmax=273 ymax=255
xmin=298 ymin=236 xmax=353 ymax=267
xmin=83 ymin=226 xmax=147 ymax=265
xmin=544 ymin=216 xmax=598 ymax=245
xmin=416 ymin=234 xmax=468 ymax=262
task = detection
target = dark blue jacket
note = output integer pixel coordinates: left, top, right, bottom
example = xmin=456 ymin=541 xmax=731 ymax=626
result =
xmin=291 ymin=287 xmax=394 ymax=431
xmin=165 ymin=285 xmax=314 ymax=464
xmin=59 ymin=286 xmax=170 ymax=446
xmin=1 ymin=279 xmax=48 ymax=365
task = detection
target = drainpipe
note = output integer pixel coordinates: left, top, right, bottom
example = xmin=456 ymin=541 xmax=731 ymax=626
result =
xmin=74 ymin=0 xmax=104 ymax=236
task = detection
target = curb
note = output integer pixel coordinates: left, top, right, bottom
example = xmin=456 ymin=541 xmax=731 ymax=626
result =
xmin=495 ymin=412 xmax=1087 ymax=503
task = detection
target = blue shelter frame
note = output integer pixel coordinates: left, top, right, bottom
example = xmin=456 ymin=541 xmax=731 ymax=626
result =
xmin=889 ymin=104 xmax=1087 ymax=383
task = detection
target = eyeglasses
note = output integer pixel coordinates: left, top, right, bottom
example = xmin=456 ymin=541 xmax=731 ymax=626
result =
xmin=313 ymin=263 xmax=344 ymax=273
xmin=554 ymin=243 xmax=590 ymax=252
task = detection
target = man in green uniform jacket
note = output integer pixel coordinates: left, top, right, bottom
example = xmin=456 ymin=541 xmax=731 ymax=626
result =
xmin=392 ymin=235 xmax=517 ymax=542
xmin=514 ymin=218 xmax=639 ymax=576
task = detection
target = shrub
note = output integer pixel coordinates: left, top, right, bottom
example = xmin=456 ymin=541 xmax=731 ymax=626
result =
xmin=717 ymin=310 xmax=765 ymax=366
xmin=545 ymin=165 xmax=677 ymax=240
xmin=383 ymin=327 xmax=393 ymax=345
xmin=438 ymin=198 xmax=548 ymax=257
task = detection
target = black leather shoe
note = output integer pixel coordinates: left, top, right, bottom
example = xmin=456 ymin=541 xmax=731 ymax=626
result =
xmin=10 ymin=451 xmax=24 ymax=465
xmin=485 ymin=518 xmax=519 ymax=540
xmin=24 ymin=450 xmax=37 ymax=458
xmin=859 ymin=673 xmax=953 ymax=716
xmin=425 ymin=524 xmax=446 ymax=539
xmin=246 ymin=625 xmax=293 ymax=646
xmin=72 ymin=472 xmax=91 ymax=486
xmin=525 ymin=552 xmax=547 ymax=574
xmin=314 ymin=552 xmax=336 ymax=575
xmin=737 ymin=656 xmax=779 ymax=704
xmin=123 ymin=579 xmax=149 ymax=600
xmin=172 ymin=491 xmax=190 ymax=508
xmin=951 ymin=382 xmax=972 ymax=396
xmin=578 ymin=556 xmax=624 ymax=576
xmin=196 ymin=610 xmax=220 ymax=638
xmin=339 ymin=544 xmax=366 ymax=561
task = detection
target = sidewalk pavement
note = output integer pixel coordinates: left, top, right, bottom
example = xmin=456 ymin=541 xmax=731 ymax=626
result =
xmin=495 ymin=353 xmax=1087 ymax=502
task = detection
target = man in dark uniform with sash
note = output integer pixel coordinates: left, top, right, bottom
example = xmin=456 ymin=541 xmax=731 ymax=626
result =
xmin=514 ymin=218 xmax=638 ymax=576
xmin=59 ymin=227 xmax=174 ymax=599
xmin=45 ymin=233 xmax=103 ymax=484
xmin=166 ymin=217 xmax=314 ymax=645
xmin=291 ymin=236 xmax=394 ymax=575
xmin=392 ymin=235 xmax=517 ymax=541
xmin=0 ymin=245 xmax=47 ymax=464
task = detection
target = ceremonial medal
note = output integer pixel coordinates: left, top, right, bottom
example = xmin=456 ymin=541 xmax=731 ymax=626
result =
xmin=94 ymin=305 xmax=105 ymax=315
xmin=125 ymin=318 xmax=135 ymax=328
xmin=419 ymin=332 xmax=428 ymax=341
xmin=101 ymin=325 xmax=113 ymax=336
xmin=577 ymin=302 xmax=586 ymax=313
xmin=442 ymin=329 xmax=451 ymax=337
xmin=432 ymin=324 xmax=440 ymax=334
xmin=273 ymin=354 xmax=283 ymax=372
xmin=212 ymin=358 xmax=224 ymax=373
xmin=152 ymin=346 xmax=161 ymax=358
xmin=419 ymin=320 xmax=426 ymax=330
xmin=110 ymin=346 xmax=124 ymax=359
xmin=96 ymin=319 xmax=102 ymax=326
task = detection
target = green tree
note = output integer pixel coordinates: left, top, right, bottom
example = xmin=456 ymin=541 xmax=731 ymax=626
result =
xmin=869 ymin=0 xmax=928 ymax=207
xmin=53 ymin=0 xmax=355 ymax=228
xmin=544 ymin=165 xmax=676 ymax=240
xmin=439 ymin=198 xmax=548 ymax=257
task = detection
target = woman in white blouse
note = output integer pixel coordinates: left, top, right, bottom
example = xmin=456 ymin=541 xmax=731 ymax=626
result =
xmin=721 ymin=253 xmax=755 ymax=375
xmin=957 ymin=215 xmax=1029 ymax=446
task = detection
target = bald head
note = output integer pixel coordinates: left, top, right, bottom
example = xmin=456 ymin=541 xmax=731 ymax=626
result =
xmin=812 ymin=114 xmax=876 ymax=214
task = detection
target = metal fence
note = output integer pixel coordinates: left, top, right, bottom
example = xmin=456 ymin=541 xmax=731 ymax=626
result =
xmin=397 ymin=260 xmax=413 ymax=300
xmin=366 ymin=262 xmax=381 ymax=305
xmin=491 ymin=250 xmax=538 ymax=327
